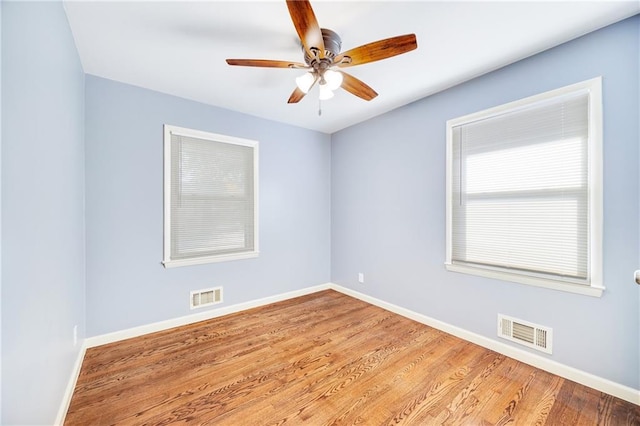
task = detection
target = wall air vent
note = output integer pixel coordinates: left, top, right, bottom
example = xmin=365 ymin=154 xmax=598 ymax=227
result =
xmin=190 ymin=287 xmax=223 ymax=309
xmin=498 ymin=314 xmax=552 ymax=354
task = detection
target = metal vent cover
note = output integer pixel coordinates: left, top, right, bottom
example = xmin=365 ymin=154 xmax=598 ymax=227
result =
xmin=498 ymin=314 xmax=552 ymax=354
xmin=190 ymin=287 xmax=223 ymax=309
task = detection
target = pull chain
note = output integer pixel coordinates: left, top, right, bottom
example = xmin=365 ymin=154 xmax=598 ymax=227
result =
xmin=318 ymin=98 xmax=322 ymax=116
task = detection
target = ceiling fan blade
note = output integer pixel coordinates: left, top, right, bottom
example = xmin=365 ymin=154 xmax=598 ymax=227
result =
xmin=340 ymin=72 xmax=378 ymax=101
xmin=286 ymin=0 xmax=325 ymax=59
xmin=335 ymin=34 xmax=417 ymax=68
xmin=226 ymin=59 xmax=307 ymax=68
xmin=288 ymin=74 xmax=319 ymax=103
xmin=288 ymin=87 xmax=307 ymax=104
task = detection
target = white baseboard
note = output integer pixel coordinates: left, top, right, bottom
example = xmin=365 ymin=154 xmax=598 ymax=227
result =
xmin=84 ymin=283 xmax=332 ymax=348
xmin=328 ymin=283 xmax=640 ymax=406
xmin=54 ymin=344 xmax=87 ymax=426
xmin=63 ymin=280 xmax=638 ymax=422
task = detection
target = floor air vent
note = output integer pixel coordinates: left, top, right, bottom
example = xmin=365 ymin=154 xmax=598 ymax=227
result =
xmin=498 ymin=314 xmax=552 ymax=354
xmin=190 ymin=287 xmax=223 ymax=309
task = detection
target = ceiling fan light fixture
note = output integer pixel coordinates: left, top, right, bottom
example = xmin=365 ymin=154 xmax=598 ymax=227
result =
xmin=295 ymin=72 xmax=315 ymax=93
xmin=319 ymin=82 xmax=334 ymax=100
xmin=226 ymin=1 xmax=417 ymax=105
xmin=324 ymin=69 xmax=343 ymax=91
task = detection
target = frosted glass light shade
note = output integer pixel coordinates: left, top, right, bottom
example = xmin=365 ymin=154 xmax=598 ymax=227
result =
xmin=319 ymin=83 xmax=334 ymax=100
xmin=324 ymin=70 xmax=343 ymax=91
xmin=295 ymin=72 xmax=315 ymax=93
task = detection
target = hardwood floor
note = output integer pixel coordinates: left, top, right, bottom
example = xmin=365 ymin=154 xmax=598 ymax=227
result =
xmin=65 ymin=290 xmax=640 ymax=425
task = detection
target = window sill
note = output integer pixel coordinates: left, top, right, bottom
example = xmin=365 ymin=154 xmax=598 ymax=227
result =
xmin=445 ymin=262 xmax=604 ymax=297
xmin=163 ymin=251 xmax=259 ymax=268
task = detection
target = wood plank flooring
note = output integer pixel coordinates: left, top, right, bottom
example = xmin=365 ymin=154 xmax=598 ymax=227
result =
xmin=65 ymin=290 xmax=640 ymax=425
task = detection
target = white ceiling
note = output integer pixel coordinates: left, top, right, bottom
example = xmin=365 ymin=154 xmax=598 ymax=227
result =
xmin=63 ymin=1 xmax=639 ymax=134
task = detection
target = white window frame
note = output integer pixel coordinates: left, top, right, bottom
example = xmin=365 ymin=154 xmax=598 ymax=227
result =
xmin=163 ymin=125 xmax=259 ymax=268
xmin=445 ymin=78 xmax=603 ymax=297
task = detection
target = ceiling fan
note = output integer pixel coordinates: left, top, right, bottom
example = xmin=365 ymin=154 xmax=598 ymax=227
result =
xmin=226 ymin=0 xmax=417 ymax=104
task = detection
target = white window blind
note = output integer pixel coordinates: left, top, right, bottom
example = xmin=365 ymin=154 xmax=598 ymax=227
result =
xmin=163 ymin=125 xmax=258 ymax=267
xmin=446 ymin=78 xmax=603 ymax=296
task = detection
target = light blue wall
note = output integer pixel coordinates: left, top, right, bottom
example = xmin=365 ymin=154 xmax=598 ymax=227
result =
xmin=331 ymin=15 xmax=640 ymax=389
xmin=85 ymin=76 xmax=331 ymax=336
xmin=1 ymin=2 xmax=86 ymax=424
xmin=0 ymin=1 xmax=3 ymax=421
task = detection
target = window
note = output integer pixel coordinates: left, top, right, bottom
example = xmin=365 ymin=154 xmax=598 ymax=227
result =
xmin=163 ymin=125 xmax=258 ymax=268
xmin=445 ymin=78 xmax=603 ymax=296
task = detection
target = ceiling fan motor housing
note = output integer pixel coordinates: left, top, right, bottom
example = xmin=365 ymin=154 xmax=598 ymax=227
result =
xmin=304 ymin=28 xmax=342 ymax=65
